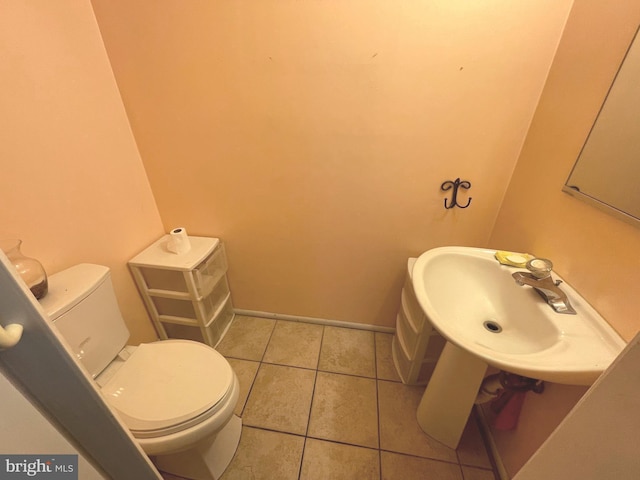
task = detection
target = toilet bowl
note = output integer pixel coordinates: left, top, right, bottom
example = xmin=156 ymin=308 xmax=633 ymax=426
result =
xmin=95 ymin=340 xmax=242 ymax=479
xmin=41 ymin=264 xmax=242 ymax=480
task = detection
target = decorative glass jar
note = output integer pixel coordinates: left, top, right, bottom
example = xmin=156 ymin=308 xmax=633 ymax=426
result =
xmin=0 ymin=239 xmax=48 ymax=299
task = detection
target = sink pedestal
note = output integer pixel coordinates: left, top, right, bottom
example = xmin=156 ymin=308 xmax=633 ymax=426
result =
xmin=416 ymin=341 xmax=488 ymax=449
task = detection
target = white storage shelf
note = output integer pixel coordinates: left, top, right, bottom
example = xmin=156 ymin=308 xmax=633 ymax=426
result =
xmin=129 ymin=235 xmax=234 ymax=348
xmin=392 ymin=258 xmax=446 ymax=385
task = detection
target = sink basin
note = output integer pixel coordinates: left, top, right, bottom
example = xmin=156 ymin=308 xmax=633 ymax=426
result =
xmin=412 ymin=246 xmax=626 ymax=449
xmin=412 ymin=246 xmax=625 ymax=385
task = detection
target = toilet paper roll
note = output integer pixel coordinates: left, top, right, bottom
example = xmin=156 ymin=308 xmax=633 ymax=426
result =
xmin=167 ymin=227 xmax=191 ymax=254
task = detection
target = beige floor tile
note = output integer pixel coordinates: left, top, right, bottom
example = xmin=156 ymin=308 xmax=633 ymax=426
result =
xmin=243 ymin=363 xmax=316 ymax=435
xmin=318 ymin=326 xmax=375 ymax=377
xmin=308 ymin=372 xmax=379 ymax=448
xmin=460 ymin=466 xmax=498 ymax=480
xmin=299 ymin=438 xmax=380 ymax=480
xmin=216 ymin=315 xmax=275 ymax=361
xmin=263 ymin=320 xmax=323 ymax=369
xmin=378 ymin=380 xmax=458 ymax=463
xmin=226 ymin=358 xmax=260 ymax=416
xmin=160 ymin=473 xmax=187 ymax=480
xmin=457 ymin=414 xmax=493 ymax=469
xmin=381 ymin=451 xmax=463 ymax=480
xmin=375 ymin=332 xmax=402 ymax=381
xmin=220 ymin=426 xmax=305 ymax=480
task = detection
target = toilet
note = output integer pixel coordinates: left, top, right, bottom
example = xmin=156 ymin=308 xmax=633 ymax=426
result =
xmin=40 ymin=263 xmax=241 ymax=480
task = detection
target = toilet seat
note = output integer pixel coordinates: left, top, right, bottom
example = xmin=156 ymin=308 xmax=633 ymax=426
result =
xmin=101 ymin=340 xmax=233 ymax=438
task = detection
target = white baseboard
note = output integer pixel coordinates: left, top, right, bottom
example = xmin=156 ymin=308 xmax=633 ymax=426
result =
xmin=233 ymin=308 xmax=395 ymax=334
xmin=475 ymin=405 xmax=510 ymax=480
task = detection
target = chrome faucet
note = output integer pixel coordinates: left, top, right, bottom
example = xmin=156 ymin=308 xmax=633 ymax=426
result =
xmin=512 ymin=258 xmax=577 ymax=315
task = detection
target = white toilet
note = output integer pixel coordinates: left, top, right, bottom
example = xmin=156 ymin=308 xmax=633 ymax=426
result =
xmin=40 ymin=263 xmax=241 ymax=480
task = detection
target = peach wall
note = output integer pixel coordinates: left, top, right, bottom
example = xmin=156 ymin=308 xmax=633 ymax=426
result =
xmin=92 ymin=0 xmax=573 ymax=327
xmin=5 ymin=1 xmax=636 ymax=476
xmin=488 ymin=1 xmax=640 ymax=476
xmin=0 ymin=1 xmax=164 ymax=343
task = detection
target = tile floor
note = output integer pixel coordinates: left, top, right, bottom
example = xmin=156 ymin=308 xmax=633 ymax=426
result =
xmin=161 ymin=315 xmax=498 ymax=480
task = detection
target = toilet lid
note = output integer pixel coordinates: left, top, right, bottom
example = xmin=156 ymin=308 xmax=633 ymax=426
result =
xmin=101 ymin=340 xmax=233 ymax=432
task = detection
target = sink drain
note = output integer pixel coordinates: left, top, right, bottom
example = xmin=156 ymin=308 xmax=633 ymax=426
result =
xmin=483 ymin=320 xmax=502 ymax=333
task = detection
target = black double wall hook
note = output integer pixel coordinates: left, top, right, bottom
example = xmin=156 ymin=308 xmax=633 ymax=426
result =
xmin=441 ymin=178 xmax=472 ymax=209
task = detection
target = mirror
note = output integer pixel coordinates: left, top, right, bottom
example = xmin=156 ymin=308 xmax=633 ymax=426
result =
xmin=563 ymin=27 xmax=640 ymax=226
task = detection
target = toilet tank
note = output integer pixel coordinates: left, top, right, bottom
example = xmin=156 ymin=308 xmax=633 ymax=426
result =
xmin=40 ymin=264 xmax=130 ymax=378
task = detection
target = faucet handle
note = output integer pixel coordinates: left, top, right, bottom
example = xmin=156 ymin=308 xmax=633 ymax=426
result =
xmin=526 ymin=258 xmax=553 ymax=279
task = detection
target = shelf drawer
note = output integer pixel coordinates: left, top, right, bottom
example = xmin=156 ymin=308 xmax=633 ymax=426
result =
xmin=152 ymin=276 xmax=230 ymax=324
xmin=397 ymin=296 xmax=445 ymax=361
xmin=392 ymin=333 xmax=411 ymax=383
xmin=139 ymin=267 xmax=188 ymax=294
xmin=193 ymin=244 xmax=228 ymax=299
xmin=201 ymin=277 xmax=230 ymax=323
xmin=137 ymin=243 xmax=227 ymax=299
xmin=392 ymin=260 xmax=447 ymax=386
xmin=163 ymin=297 xmax=234 ymax=347
xmin=401 ymin=280 xmax=427 ymax=333
xmin=212 ymin=298 xmax=234 ymax=340
xmin=392 ymin=333 xmax=438 ymax=385
xmin=396 ymin=309 xmax=419 ymax=358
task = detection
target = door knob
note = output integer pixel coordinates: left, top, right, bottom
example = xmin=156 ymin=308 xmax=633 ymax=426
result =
xmin=0 ymin=323 xmax=24 ymax=350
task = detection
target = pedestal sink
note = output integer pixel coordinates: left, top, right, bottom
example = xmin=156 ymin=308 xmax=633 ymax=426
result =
xmin=412 ymin=246 xmax=625 ymax=448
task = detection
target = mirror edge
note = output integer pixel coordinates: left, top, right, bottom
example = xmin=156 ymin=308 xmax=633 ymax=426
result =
xmin=562 ymin=186 xmax=640 ymax=228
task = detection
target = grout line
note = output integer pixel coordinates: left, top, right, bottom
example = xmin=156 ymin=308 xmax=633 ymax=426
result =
xmin=304 ymin=434 xmax=381 ymax=452
xmin=304 ymin=325 xmax=324 ymax=438
xmin=261 ymin=360 xmax=319 ymax=372
xmin=304 ymin=361 xmax=320 ymax=439
xmin=377 ymin=447 xmax=465 ymax=465
xmin=297 ymin=436 xmax=307 ymax=480
xmin=259 ymin=318 xmax=278 ymax=363
xmin=373 ymin=331 xmax=380 ymax=379
xmin=238 ymin=361 xmax=263 ymax=419
xmin=375 ymin=383 xmax=383 ymax=479
xmin=241 ymin=424 xmax=307 ymax=440
xmin=316 ymin=324 xmax=326 ymax=371
xmin=458 ymin=463 xmax=467 ymax=479
xmin=373 ymin=332 xmax=383 ymax=479
xmin=231 ymin=318 xmax=283 ymax=419
xmin=316 ymin=367 xmax=376 ymax=381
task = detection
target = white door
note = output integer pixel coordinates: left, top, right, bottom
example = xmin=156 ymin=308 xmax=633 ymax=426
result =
xmin=0 ymin=252 xmax=160 ymax=479
xmin=0 ymin=370 xmax=104 ymax=478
